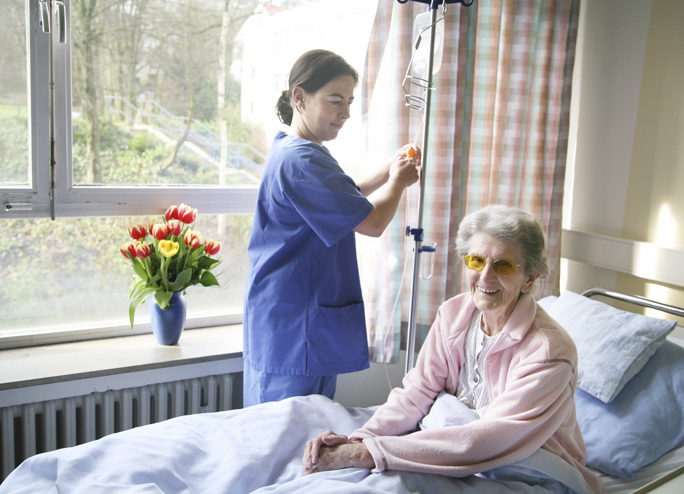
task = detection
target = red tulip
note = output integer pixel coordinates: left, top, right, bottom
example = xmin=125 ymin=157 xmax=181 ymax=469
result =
xmin=128 ymin=223 xmax=148 ymax=241
xmin=177 ymin=203 xmax=197 ymax=224
xmin=165 ymin=205 xmax=179 ymax=222
xmin=150 ymin=223 xmax=169 ymax=241
xmin=167 ymin=219 xmax=182 ymax=236
xmin=135 ymin=241 xmax=151 ymax=259
xmin=184 ymin=229 xmax=202 ymax=249
xmin=204 ymin=239 xmax=221 ymax=256
xmin=120 ymin=242 xmax=137 ymax=259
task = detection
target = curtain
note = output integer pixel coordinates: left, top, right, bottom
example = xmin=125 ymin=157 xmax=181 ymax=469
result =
xmin=358 ymin=0 xmax=580 ymax=364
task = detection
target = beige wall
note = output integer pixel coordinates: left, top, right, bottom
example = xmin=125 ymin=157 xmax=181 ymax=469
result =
xmin=618 ymin=0 xmax=684 ymax=316
xmin=564 ymin=0 xmax=684 ymax=327
xmin=624 ymin=0 xmax=684 ymax=246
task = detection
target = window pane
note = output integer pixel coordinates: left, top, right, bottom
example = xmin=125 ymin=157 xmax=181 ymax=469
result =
xmin=0 ymin=0 xmax=29 ymax=186
xmin=69 ymin=0 xmax=376 ymax=188
xmin=70 ymin=0 xmax=268 ymax=187
xmin=0 ymin=214 xmax=252 ymax=337
xmin=239 ymin=0 xmax=377 ymax=171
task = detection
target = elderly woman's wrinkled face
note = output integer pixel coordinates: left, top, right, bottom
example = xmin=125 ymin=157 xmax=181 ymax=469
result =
xmin=466 ymin=233 xmax=537 ymax=325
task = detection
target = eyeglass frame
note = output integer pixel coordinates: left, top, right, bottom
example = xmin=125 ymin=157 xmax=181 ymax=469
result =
xmin=462 ymin=254 xmax=525 ymax=275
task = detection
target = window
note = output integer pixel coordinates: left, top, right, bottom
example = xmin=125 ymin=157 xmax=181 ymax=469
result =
xmin=0 ymin=0 xmax=377 ymax=347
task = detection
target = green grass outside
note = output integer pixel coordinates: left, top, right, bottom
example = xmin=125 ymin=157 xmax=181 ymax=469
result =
xmin=0 ymin=103 xmax=28 ymax=118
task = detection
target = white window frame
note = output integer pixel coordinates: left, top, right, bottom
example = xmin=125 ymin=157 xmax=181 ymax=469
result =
xmin=1 ymin=0 xmax=258 ymax=221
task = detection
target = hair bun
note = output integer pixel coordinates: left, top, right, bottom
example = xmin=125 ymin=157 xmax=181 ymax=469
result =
xmin=276 ymin=90 xmax=293 ymax=125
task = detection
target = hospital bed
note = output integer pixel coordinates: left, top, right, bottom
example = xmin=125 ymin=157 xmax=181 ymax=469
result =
xmin=1 ymin=288 xmax=683 ymax=494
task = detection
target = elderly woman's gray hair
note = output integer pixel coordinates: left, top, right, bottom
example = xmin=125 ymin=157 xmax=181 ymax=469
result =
xmin=455 ymin=204 xmax=550 ymax=279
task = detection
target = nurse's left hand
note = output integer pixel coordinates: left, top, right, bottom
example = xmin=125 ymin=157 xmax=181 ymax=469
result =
xmin=303 ymin=430 xmax=375 ymax=474
xmin=389 ymin=144 xmax=422 ymax=171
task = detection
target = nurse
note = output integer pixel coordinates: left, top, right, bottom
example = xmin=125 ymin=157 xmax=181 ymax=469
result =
xmin=243 ymin=49 xmax=421 ymax=407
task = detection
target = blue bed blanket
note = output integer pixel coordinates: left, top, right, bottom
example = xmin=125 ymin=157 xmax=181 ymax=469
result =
xmin=0 ymin=395 xmax=592 ymax=494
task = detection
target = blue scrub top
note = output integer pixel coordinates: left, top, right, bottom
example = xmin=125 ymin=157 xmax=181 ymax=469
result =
xmin=244 ymin=132 xmax=374 ymax=377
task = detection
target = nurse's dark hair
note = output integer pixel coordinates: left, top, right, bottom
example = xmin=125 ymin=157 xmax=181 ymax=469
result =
xmin=455 ymin=204 xmax=550 ymax=280
xmin=276 ymin=49 xmax=359 ymax=126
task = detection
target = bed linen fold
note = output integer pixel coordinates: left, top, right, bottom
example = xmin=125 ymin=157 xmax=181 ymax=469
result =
xmin=0 ymin=395 xmax=592 ymax=494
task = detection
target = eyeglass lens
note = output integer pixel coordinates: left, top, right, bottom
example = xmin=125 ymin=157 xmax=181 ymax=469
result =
xmin=464 ymin=255 xmax=518 ymax=275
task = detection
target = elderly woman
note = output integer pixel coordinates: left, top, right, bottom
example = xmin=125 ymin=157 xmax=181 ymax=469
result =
xmin=302 ymin=204 xmax=605 ymax=494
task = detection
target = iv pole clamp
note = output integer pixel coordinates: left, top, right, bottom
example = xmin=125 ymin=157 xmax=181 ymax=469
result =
xmin=398 ymin=0 xmax=473 ymax=375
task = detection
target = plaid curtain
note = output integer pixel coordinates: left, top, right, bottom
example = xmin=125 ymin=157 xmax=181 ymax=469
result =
xmin=359 ymin=0 xmax=580 ymax=364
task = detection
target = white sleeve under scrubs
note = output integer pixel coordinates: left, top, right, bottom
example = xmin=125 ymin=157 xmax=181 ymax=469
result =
xmin=243 ymin=131 xmax=374 ymax=378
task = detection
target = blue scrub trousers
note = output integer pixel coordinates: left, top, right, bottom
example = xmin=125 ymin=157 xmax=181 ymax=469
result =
xmin=243 ymin=365 xmax=337 ymax=408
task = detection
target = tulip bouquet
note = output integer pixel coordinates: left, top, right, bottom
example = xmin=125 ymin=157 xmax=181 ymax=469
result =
xmin=120 ymin=203 xmax=222 ymax=327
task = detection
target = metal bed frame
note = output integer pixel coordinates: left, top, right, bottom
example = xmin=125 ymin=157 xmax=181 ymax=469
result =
xmin=582 ymin=287 xmax=684 ymax=319
xmin=582 ymin=287 xmax=684 ymax=494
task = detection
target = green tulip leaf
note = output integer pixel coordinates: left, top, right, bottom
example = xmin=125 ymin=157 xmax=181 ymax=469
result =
xmin=199 ymin=271 xmax=219 ymax=287
xmin=160 ymin=257 xmax=169 ymax=290
xmin=187 ymin=247 xmax=205 ymax=265
xmin=128 ymin=278 xmax=145 ymax=299
xmin=129 ymin=286 xmax=157 ymax=328
xmin=154 ymin=290 xmax=173 ymax=310
xmin=169 ymin=268 xmax=192 ymax=291
xmin=197 ymin=256 xmax=219 ymax=270
xmin=132 ymin=260 xmax=149 ymax=281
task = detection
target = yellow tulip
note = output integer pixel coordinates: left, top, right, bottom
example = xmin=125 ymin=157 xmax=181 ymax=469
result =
xmin=159 ymin=239 xmax=179 ymax=258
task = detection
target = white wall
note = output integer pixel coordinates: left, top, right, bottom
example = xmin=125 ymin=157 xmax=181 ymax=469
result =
xmin=562 ymin=0 xmax=652 ymax=294
xmin=562 ymin=0 xmax=684 ymax=332
xmin=335 ymin=351 xmax=407 ymax=408
xmin=563 ymin=0 xmax=652 ymax=237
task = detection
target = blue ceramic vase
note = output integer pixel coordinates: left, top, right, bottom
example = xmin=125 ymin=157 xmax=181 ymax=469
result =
xmin=149 ymin=292 xmax=187 ymax=345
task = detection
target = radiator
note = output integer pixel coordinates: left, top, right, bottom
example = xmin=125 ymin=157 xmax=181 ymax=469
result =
xmin=0 ymin=373 xmax=237 ymax=482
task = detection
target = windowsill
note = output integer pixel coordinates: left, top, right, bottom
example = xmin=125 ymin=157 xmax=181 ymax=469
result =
xmin=0 ymin=325 xmax=243 ymax=392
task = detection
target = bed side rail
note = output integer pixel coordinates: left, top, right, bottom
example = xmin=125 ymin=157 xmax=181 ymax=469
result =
xmin=581 ymin=287 xmax=684 ymax=319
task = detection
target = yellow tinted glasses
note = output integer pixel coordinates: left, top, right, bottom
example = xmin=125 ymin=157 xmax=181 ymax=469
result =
xmin=463 ymin=255 xmax=523 ymax=275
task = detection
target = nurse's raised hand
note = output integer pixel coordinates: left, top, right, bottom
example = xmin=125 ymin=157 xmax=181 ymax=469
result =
xmin=389 ymin=148 xmax=421 ymax=189
xmin=354 ymin=143 xmax=422 ymax=237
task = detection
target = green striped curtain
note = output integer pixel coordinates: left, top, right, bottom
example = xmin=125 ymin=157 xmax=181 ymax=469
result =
xmin=358 ymin=0 xmax=580 ymax=364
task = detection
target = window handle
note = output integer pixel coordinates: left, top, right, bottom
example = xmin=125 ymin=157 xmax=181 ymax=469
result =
xmin=55 ymin=1 xmax=66 ymax=44
xmin=39 ymin=0 xmax=50 ymax=33
xmin=4 ymin=199 xmax=33 ymax=212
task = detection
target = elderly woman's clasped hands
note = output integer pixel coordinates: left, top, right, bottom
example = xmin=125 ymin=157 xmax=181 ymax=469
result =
xmin=302 ymin=430 xmax=375 ymax=474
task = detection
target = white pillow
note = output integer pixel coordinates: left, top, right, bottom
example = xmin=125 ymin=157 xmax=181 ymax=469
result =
xmin=537 ymin=295 xmax=557 ymax=312
xmin=547 ymin=290 xmax=676 ymax=403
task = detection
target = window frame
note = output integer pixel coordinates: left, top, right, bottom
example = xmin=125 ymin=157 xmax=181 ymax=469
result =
xmin=1 ymin=0 xmax=258 ymax=221
xmin=1 ymin=0 xmax=50 ymax=217
xmin=0 ymin=0 xmax=257 ymax=350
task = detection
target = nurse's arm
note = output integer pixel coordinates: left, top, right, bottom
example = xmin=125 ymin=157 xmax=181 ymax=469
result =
xmin=354 ymin=156 xmax=420 ymax=238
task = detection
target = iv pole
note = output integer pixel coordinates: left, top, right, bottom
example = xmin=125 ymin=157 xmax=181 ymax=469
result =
xmin=399 ymin=0 xmax=472 ymax=375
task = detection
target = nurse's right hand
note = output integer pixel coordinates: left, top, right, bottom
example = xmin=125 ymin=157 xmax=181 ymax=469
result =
xmin=389 ymin=145 xmax=421 ymax=189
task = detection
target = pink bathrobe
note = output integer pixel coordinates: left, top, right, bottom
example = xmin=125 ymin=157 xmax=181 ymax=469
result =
xmin=350 ymin=292 xmax=605 ymax=494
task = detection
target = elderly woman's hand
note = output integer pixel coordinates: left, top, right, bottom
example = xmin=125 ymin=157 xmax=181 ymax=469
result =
xmin=302 ymin=430 xmax=375 ymax=474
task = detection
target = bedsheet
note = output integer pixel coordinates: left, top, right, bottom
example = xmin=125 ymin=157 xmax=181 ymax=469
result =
xmin=0 ymin=395 xmax=592 ymax=494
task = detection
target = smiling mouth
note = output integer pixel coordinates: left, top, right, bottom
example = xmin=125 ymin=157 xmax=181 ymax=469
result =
xmin=477 ymin=286 xmax=499 ymax=294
